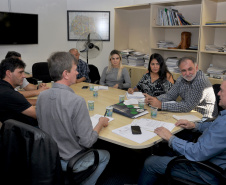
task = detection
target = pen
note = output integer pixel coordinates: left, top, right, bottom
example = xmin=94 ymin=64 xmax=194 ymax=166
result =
xmin=104 ymin=110 xmax=107 ymax=117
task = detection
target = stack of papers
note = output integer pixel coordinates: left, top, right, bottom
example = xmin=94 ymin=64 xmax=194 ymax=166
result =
xmin=126 ymin=92 xmax=145 ymax=99
xmin=173 ymin=115 xmax=201 ymax=122
xmin=112 ymin=118 xmax=175 ymax=144
xmin=97 ymin=86 xmax=108 ymax=90
xmin=90 ymin=114 xmax=114 ymax=128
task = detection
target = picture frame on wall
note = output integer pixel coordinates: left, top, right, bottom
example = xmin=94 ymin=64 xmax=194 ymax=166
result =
xmin=67 ymin=10 xmax=110 ymax=41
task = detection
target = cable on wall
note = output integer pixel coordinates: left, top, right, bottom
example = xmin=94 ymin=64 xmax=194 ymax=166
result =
xmin=8 ymin=0 xmax=11 ymax=12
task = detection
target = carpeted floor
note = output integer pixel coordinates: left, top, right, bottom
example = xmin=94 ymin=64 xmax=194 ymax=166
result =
xmin=94 ymin=139 xmax=153 ymax=185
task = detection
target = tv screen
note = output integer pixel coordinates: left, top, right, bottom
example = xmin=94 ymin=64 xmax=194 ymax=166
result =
xmin=0 ymin=12 xmax=38 ymax=45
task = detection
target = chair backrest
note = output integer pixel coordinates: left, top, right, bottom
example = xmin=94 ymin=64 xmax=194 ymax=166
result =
xmin=213 ymin=84 xmax=223 ymax=113
xmin=32 ymin=62 xmax=53 ymax=83
xmin=0 ymin=119 xmax=64 ymax=185
xmin=88 ymin=64 xmax=100 ymax=84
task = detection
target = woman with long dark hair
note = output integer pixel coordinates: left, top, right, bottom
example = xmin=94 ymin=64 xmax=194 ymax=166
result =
xmin=128 ymin=53 xmax=174 ymax=96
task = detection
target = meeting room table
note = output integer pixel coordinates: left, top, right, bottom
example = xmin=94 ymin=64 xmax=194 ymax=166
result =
xmin=33 ymin=82 xmax=203 ymax=149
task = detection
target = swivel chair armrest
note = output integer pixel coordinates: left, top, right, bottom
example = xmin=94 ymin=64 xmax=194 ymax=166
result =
xmin=66 ymin=148 xmax=99 ymax=184
xmin=166 ymin=156 xmax=226 ymax=185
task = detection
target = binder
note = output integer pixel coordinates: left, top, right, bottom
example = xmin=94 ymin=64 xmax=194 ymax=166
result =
xmin=112 ymin=102 xmax=148 ymax=119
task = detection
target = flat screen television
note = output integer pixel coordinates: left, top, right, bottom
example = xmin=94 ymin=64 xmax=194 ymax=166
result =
xmin=0 ymin=12 xmax=38 ymax=45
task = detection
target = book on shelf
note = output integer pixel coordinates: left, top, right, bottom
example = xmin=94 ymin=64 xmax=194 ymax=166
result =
xmin=112 ymin=102 xmax=149 ymax=119
xmin=205 ymin=21 xmax=226 ymax=25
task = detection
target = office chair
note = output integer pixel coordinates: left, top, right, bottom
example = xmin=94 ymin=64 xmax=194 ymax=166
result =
xmin=213 ymin=83 xmax=223 ymax=113
xmin=165 ymin=156 xmax=226 ymax=185
xmin=32 ymin=62 xmax=53 ymax=83
xmin=0 ymin=119 xmax=99 ymax=185
xmin=88 ymin=64 xmax=100 ymax=84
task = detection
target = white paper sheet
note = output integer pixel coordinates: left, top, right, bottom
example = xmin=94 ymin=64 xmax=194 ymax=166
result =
xmin=173 ymin=115 xmax=201 ymax=122
xmin=90 ymin=114 xmax=114 ymax=128
xmin=112 ymin=118 xmax=175 ymax=144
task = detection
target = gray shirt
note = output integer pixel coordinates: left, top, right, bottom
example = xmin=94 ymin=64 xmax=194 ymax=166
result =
xmin=100 ymin=67 xmax=131 ymax=89
xmin=36 ymin=83 xmax=98 ymax=160
xmin=157 ymin=70 xmax=217 ymax=118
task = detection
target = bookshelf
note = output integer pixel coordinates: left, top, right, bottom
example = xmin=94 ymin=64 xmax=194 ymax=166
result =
xmin=115 ymin=0 xmax=226 ymax=76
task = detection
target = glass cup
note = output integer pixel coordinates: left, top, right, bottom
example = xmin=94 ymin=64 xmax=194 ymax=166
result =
xmin=119 ymin=95 xmax=125 ymax=103
xmin=88 ymin=100 xmax=94 ymax=111
xmin=89 ymin=84 xmax=94 ymax=91
xmin=93 ymin=89 xmax=98 ymax=97
xmin=106 ymin=106 xmax=113 ymax=117
xmin=150 ymin=106 xmax=158 ymax=118
xmin=138 ymin=99 xmax=145 ymax=109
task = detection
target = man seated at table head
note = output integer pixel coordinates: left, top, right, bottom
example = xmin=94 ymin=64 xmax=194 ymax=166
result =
xmin=5 ymin=51 xmax=49 ymax=101
xmin=36 ymin=51 xmax=110 ymax=185
xmin=145 ymin=56 xmax=217 ymax=118
xmin=138 ymin=78 xmax=226 ymax=185
xmin=69 ymin=48 xmax=91 ymax=83
xmin=0 ymin=57 xmax=37 ymax=127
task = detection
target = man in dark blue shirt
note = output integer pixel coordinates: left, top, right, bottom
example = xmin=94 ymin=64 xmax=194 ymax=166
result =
xmin=138 ymin=79 xmax=226 ymax=185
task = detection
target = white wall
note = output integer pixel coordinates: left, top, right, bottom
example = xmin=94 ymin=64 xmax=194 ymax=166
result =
xmin=0 ymin=0 xmax=174 ymax=74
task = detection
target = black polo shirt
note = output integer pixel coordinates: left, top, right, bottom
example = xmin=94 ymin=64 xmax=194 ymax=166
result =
xmin=0 ymin=79 xmax=37 ymax=126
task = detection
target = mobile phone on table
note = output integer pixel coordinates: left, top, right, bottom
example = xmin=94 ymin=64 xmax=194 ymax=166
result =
xmin=131 ymin=126 xmax=142 ymax=134
xmin=82 ymin=86 xmax=88 ymax=89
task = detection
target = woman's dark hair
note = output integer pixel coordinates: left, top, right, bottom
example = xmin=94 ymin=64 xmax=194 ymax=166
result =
xmin=148 ymin=53 xmax=171 ymax=81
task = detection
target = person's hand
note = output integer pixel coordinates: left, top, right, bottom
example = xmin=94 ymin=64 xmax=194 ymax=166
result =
xmin=38 ymin=85 xmax=49 ymax=92
xmin=145 ymin=96 xmax=162 ymax=109
xmin=154 ymin=127 xmax=172 ymax=141
xmin=99 ymin=117 xmax=109 ymax=127
xmin=128 ymin=88 xmax=134 ymax=94
xmin=38 ymin=83 xmax=46 ymax=88
xmin=145 ymin=94 xmax=152 ymax=104
xmin=175 ymin=119 xmax=196 ymax=129
xmin=113 ymin=84 xmax=119 ymax=89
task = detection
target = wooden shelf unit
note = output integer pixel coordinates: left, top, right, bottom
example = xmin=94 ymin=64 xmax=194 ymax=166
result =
xmin=115 ymin=0 xmax=226 ymax=76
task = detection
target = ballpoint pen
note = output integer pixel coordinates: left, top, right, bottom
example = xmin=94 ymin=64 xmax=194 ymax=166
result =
xmin=104 ymin=110 xmax=107 ymax=117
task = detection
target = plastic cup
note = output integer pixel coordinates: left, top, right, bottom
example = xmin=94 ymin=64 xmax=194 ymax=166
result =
xmin=51 ymin=81 xmax=54 ymax=86
xmin=88 ymin=100 xmax=94 ymax=111
xmin=138 ymin=99 xmax=145 ymax=109
xmin=150 ymin=107 xmax=158 ymax=118
xmin=119 ymin=95 xmax=125 ymax=103
xmin=37 ymin=80 xmax=42 ymax=86
xmin=106 ymin=106 xmax=113 ymax=117
xmin=93 ymin=89 xmax=98 ymax=97
xmin=89 ymin=84 xmax=94 ymax=91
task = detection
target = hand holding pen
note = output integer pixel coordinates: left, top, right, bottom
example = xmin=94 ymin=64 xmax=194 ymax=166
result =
xmin=128 ymin=86 xmax=137 ymax=94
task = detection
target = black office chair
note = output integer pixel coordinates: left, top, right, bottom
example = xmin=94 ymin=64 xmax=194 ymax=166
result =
xmin=88 ymin=64 xmax=100 ymax=84
xmin=0 ymin=119 xmax=99 ymax=185
xmin=32 ymin=62 xmax=53 ymax=83
xmin=165 ymin=156 xmax=226 ymax=185
xmin=213 ymin=83 xmax=223 ymax=113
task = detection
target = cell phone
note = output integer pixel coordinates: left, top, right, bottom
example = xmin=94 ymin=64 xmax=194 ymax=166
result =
xmin=82 ymin=86 xmax=88 ymax=89
xmin=131 ymin=126 xmax=142 ymax=134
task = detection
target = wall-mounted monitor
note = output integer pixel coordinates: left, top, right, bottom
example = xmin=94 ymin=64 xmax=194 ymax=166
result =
xmin=0 ymin=12 xmax=38 ymax=45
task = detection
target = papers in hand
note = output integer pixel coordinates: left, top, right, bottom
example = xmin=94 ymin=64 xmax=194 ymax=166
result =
xmin=90 ymin=114 xmax=114 ymax=128
xmin=173 ymin=115 xmax=201 ymax=122
xmin=126 ymin=92 xmax=145 ymax=99
xmin=112 ymin=118 xmax=175 ymax=144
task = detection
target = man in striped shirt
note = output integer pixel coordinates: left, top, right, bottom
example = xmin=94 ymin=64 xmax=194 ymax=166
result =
xmin=145 ymin=56 xmax=217 ymax=118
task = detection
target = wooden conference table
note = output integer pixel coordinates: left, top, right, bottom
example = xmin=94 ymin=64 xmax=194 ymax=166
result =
xmin=69 ymin=82 xmax=202 ymax=149
xmin=36 ymin=82 xmax=202 ymax=149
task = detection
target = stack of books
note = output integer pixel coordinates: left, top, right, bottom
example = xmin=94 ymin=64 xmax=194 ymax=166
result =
xmin=157 ymin=8 xmax=191 ymax=26
xmin=157 ymin=41 xmax=177 ymax=48
xmin=165 ymin=57 xmax=180 ymax=73
xmin=205 ymin=21 xmax=226 ymax=25
xmin=207 ymin=66 xmax=226 ymax=79
xmin=128 ymin=56 xmax=145 ymax=66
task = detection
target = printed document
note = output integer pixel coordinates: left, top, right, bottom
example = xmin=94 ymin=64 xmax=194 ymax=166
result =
xmin=173 ymin=115 xmax=201 ymax=122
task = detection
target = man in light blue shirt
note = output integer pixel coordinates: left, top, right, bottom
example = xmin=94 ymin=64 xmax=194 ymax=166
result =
xmin=138 ymin=80 xmax=226 ymax=185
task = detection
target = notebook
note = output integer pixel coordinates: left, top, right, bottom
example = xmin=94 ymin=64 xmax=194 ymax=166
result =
xmin=173 ymin=115 xmax=201 ymax=122
xmin=111 ymin=102 xmax=148 ymax=119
